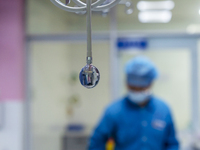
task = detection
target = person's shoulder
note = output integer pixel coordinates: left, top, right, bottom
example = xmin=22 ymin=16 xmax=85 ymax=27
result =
xmin=105 ymin=97 xmax=125 ymax=115
xmin=152 ymin=96 xmax=175 ymax=122
xmin=152 ymin=96 xmax=171 ymax=113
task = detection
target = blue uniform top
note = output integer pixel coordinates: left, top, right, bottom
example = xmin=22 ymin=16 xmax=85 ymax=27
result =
xmin=88 ymin=96 xmax=179 ymax=150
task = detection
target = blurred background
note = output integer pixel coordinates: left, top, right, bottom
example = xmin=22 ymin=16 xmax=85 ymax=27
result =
xmin=1 ymin=0 xmax=200 ymax=150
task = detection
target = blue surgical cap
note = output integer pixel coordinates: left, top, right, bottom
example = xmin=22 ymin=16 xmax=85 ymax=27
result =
xmin=125 ymin=56 xmax=158 ymax=87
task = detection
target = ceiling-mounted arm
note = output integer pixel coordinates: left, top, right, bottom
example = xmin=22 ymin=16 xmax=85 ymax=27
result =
xmin=50 ymin=0 xmax=121 ymax=89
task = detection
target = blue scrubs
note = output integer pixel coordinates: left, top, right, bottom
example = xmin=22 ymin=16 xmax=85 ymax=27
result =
xmin=88 ymin=96 xmax=179 ymax=150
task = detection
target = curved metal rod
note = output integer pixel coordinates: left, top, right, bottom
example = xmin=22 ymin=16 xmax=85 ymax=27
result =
xmin=50 ymin=0 xmax=121 ymax=12
xmin=72 ymin=0 xmax=121 ymax=11
xmin=72 ymin=0 xmax=105 ymax=8
xmin=50 ymin=0 xmax=86 ymax=12
xmin=71 ymin=0 xmax=85 ymax=6
xmin=93 ymin=0 xmax=121 ymax=11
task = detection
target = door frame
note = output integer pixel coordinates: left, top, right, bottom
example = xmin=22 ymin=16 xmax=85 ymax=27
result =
xmin=115 ymin=35 xmax=200 ymax=134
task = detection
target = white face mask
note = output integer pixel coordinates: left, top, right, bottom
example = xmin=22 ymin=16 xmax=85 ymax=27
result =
xmin=128 ymin=89 xmax=152 ymax=104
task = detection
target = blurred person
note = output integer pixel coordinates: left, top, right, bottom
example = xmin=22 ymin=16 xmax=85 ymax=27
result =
xmin=88 ymin=56 xmax=179 ymax=150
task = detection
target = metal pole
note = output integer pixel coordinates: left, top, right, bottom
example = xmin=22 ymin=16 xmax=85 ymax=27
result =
xmin=24 ymin=0 xmax=32 ymax=149
xmin=109 ymin=7 xmax=119 ymax=100
xmin=24 ymin=39 xmax=32 ymax=150
xmin=86 ymin=0 xmax=92 ymax=64
xmin=190 ymin=40 xmax=200 ymax=134
xmin=0 ymin=101 xmax=5 ymax=130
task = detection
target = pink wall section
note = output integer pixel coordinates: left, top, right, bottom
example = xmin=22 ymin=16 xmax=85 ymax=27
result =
xmin=0 ymin=0 xmax=24 ymax=101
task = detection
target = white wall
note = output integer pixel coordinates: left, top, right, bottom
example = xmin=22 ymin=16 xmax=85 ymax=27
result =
xmin=30 ymin=42 xmax=111 ymax=150
xmin=0 ymin=101 xmax=23 ymax=150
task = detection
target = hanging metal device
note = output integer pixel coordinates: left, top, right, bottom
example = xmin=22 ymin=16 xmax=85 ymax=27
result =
xmin=50 ymin=0 xmax=122 ymax=88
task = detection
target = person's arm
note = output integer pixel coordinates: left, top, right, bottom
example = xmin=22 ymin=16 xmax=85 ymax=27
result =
xmin=164 ymin=111 xmax=179 ymax=150
xmin=88 ymin=108 xmax=115 ymax=150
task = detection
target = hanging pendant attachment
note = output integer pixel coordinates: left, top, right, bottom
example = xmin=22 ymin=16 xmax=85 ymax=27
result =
xmin=80 ymin=56 xmax=100 ymax=89
xmin=79 ymin=0 xmax=100 ymax=89
xmin=79 ymin=64 xmax=100 ymax=89
xmin=50 ymin=0 xmax=122 ymax=88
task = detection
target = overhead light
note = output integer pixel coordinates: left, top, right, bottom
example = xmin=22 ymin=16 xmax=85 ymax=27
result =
xmin=186 ymin=24 xmax=200 ymax=34
xmin=138 ymin=11 xmax=172 ymax=23
xmin=199 ymin=9 xmax=200 ymax=15
xmin=137 ymin=1 xmax=175 ymax=11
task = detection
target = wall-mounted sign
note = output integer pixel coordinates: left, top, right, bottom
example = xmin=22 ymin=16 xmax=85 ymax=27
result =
xmin=117 ymin=38 xmax=148 ymax=50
